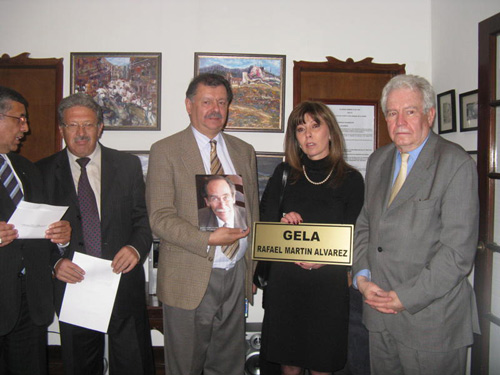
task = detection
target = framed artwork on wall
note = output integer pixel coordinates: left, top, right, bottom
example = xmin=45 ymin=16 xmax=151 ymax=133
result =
xmin=256 ymin=152 xmax=285 ymax=199
xmin=459 ymin=90 xmax=478 ymax=132
xmin=70 ymin=52 xmax=161 ymax=131
xmin=437 ymin=90 xmax=456 ymax=134
xmin=194 ymin=52 xmax=286 ymax=132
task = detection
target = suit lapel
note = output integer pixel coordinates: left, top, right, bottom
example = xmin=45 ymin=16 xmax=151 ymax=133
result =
xmin=100 ymin=145 xmax=116 ymax=231
xmin=180 ymin=128 xmax=205 ymax=175
xmin=387 ymin=132 xmax=438 ymax=210
xmin=55 ymin=150 xmax=78 ymax=206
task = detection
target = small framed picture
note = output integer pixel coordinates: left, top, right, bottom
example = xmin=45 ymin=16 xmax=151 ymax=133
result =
xmin=70 ymin=52 xmax=161 ymax=131
xmin=437 ymin=90 xmax=456 ymax=134
xmin=256 ymin=152 xmax=285 ymax=199
xmin=459 ymin=90 xmax=478 ymax=132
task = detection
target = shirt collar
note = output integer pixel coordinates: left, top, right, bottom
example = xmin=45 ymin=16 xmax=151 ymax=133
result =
xmin=66 ymin=143 xmax=101 ymax=165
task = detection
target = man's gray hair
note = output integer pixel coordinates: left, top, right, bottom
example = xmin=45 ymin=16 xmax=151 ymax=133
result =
xmin=58 ymin=93 xmax=103 ymax=125
xmin=381 ymin=74 xmax=436 ymax=116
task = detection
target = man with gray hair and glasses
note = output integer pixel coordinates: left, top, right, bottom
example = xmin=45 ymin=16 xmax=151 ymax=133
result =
xmin=37 ymin=93 xmax=154 ymax=375
xmin=352 ymin=75 xmax=480 ymax=375
xmin=0 ymin=86 xmax=71 ymax=374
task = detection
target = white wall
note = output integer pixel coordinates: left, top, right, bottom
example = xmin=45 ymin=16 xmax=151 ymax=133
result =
xmin=1 ymin=0 xmax=432 ymax=155
xmin=431 ymin=0 xmax=499 ymax=151
xmin=2 ymin=0 xmax=497 ymax=328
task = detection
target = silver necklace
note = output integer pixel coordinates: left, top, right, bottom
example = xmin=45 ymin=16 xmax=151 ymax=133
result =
xmin=302 ymin=165 xmax=334 ymax=185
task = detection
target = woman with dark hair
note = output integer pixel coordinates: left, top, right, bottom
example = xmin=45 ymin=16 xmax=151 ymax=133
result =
xmin=260 ymin=101 xmax=364 ymax=375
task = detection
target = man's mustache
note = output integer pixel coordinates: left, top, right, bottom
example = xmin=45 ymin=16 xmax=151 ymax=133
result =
xmin=74 ymin=135 xmax=91 ymax=142
xmin=206 ymin=112 xmax=223 ymax=119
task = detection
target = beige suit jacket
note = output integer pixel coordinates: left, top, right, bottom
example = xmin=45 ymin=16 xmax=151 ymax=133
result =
xmin=146 ymin=126 xmax=259 ymax=310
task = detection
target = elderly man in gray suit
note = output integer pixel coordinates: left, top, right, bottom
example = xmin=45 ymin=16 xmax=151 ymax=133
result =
xmin=146 ymin=73 xmax=259 ymax=375
xmin=353 ymin=74 xmax=479 ymax=375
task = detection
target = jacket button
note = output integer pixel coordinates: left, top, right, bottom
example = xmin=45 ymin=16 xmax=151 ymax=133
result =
xmin=208 ymin=257 xmax=214 ymax=262
xmin=377 ymin=247 xmax=383 ymax=252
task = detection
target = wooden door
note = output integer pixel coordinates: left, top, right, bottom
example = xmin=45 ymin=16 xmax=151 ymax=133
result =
xmin=472 ymin=11 xmax=500 ymax=375
xmin=293 ymin=56 xmax=405 ymax=149
xmin=0 ymin=53 xmax=63 ymax=162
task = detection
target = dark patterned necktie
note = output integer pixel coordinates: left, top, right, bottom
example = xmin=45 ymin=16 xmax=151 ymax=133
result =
xmin=77 ymin=157 xmax=102 ymax=257
xmin=0 ymin=157 xmax=23 ymax=206
xmin=210 ymin=140 xmax=224 ymax=175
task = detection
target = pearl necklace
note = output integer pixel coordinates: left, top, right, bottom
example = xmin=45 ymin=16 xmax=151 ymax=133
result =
xmin=302 ymin=165 xmax=334 ymax=185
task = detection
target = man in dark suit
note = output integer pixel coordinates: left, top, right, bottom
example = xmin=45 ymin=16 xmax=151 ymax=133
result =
xmin=0 ymin=86 xmax=71 ymax=374
xmin=353 ymin=75 xmax=479 ymax=375
xmin=36 ymin=93 xmax=154 ymax=375
xmin=198 ymin=175 xmax=247 ymax=234
xmin=146 ymin=74 xmax=259 ymax=374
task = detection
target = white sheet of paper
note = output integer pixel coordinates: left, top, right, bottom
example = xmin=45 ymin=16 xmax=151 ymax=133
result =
xmin=7 ymin=201 xmax=68 ymax=239
xmin=59 ymin=252 xmax=121 ymax=333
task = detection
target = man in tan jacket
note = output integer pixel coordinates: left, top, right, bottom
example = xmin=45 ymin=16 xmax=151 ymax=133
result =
xmin=146 ymin=73 xmax=259 ymax=375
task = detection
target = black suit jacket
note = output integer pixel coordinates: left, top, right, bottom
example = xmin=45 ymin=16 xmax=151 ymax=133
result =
xmin=0 ymin=153 xmax=55 ymax=335
xmin=36 ymin=145 xmax=152 ymax=318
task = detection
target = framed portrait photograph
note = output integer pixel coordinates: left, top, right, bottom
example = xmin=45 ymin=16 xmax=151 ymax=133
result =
xmin=194 ymin=52 xmax=286 ymax=132
xmin=437 ymin=90 xmax=456 ymax=134
xmin=256 ymin=152 xmax=285 ymax=199
xmin=459 ymin=90 xmax=478 ymax=132
xmin=70 ymin=52 xmax=161 ymax=131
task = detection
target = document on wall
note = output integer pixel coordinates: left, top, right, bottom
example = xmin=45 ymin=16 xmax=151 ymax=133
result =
xmin=59 ymin=252 xmax=121 ymax=333
xmin=328 ymin=104 xmax=375 ymax=177
xmin=8 ymin=201 xmax=68 ymax=239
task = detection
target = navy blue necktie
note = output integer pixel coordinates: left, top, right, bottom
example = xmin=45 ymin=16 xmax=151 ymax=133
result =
xmin=77 ymin=157 xmax=102 ymax=257
xmin=0 ymin=157 xmax=23 ymax=206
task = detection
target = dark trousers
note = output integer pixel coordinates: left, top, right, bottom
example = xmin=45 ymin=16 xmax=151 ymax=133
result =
xmin=59 ymin=309 xmax=154 ymax=375
xmin=260 ymin=286 xmax=370 ymax=375
xmin=0 ymin=277 xmax=48 ymax=375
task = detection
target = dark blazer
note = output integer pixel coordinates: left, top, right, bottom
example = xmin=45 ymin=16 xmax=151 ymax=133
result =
xmin=353 ymin=131 xmax=480 ymax=351
xmin=36 ymin=145 xmax=152 ymax=317
xmin=0 ymin=153 xmax=55 ymax=335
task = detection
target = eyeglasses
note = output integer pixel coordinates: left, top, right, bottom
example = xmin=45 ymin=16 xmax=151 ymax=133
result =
xmin=207 ymin=194 xmax=233 ymax=204
xmin=0 ymin=113 xmax=28 ymax=125
xmin=61 ymin=123 xmax=99 ymax=131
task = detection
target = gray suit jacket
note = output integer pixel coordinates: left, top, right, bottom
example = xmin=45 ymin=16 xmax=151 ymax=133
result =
xmin=353 ymin=131 xmax=480 ymax=351
xmin=146 ymin=126 xmax=259 ymax=310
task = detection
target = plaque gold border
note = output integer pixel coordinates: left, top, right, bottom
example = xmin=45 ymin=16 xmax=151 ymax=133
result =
xmin=252 ymin=222 xmax=353 ymax=265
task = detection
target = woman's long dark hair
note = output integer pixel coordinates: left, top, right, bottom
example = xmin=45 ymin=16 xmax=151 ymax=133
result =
xmin=284 ymin=101 xmax=352 ymax=185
